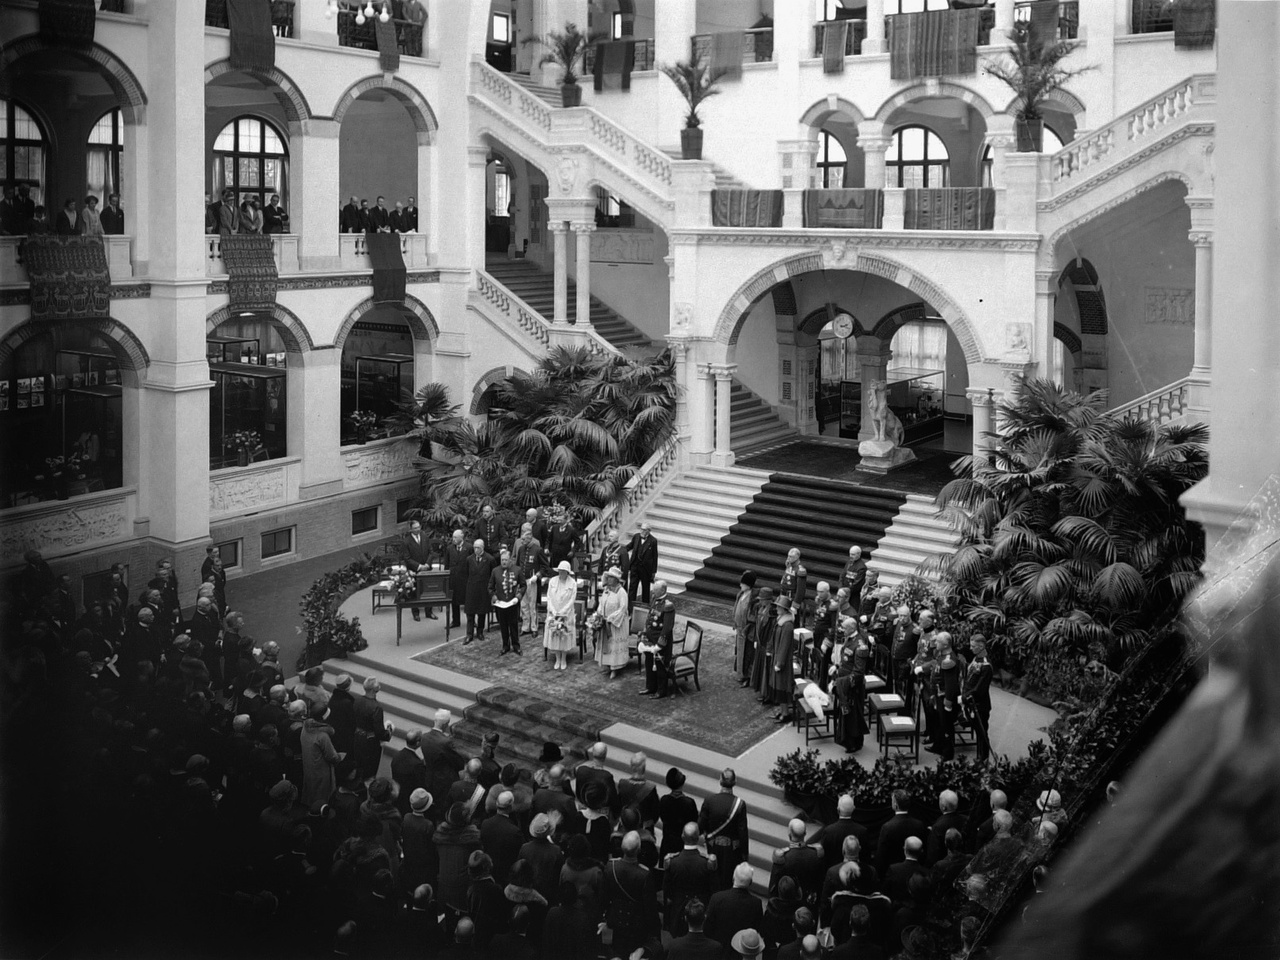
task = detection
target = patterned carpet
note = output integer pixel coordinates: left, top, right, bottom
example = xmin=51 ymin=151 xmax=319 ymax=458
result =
xmin=411 ymin=615 xmax=780 ymax=757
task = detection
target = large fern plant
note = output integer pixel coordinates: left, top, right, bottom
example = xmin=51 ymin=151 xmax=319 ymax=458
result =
xmin=524 ymin=21 xmax=600 ymax=85
xmin=984 ymin=19 xmax=1092 ymax=121
xmin=658 ymin=52 xmax=726 ymax=128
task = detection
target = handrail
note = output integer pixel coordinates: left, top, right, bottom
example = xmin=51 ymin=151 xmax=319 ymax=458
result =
xmin=474 ymin=268 xmax=552 ymax=348
xmin=585 ymin=437 xmax=680 ymax=551
xmin=1108 ymin=376 xmax=1191 ymax=425
xmin=1050 ymin=75 xmax=1214 ymax=185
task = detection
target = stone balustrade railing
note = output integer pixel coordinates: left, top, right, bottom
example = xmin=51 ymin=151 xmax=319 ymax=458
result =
xmin=474 ymin=269 xmax=551 ymax=348
xmin=585 ymin=437 xmax=680 ymax=552
xmin=337 ymin=232 xmax=431 ymax=270
xmin=1 ymin=235 xmax=134 ymax=286
xmin=205 ymin=233 xmax=301 ymax=276
xmin=1109 ymin=377 xmax=1190 ymax=426
xmin=1051 ymin=75 xmax=1214 ymax=186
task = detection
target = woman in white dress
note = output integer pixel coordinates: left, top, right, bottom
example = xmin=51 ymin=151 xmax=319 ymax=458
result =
xmin=543 ymin=560 xmax=578 ymax=671
xmin=595 ymin=566 xmax=629 ymax=679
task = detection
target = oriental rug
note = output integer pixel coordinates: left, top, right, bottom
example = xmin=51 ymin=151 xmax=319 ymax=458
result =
xmin=903 ymin=187 xmax=995 ymax=231
xmin=228 ymin=0 xmax=276 ymax=72
xmin=366 ymin=233 xmax=407 ymax=304
xmin=822 ymin=20 xmax=849 ymax=74
xmin=38 ymin=0 xmax=96 ymax=48
xmin=593 ymin=40 xmax=636 ymax=92
xmin=1174 ymin=0 xmax=1215 ymax=49
xmin=803 ymin=189 xmax=885 ymax=229
xmin=375 ymin=18 xmax=400 ymax=72
xmin=710 ymin=31 xmax=745 ymax=82
xmin=888 ymin=8 xmax=982 ymax=80
xmin=23 ymin=236 xmax=111 ymax=321
xmin=220 ymin=234 xmax=279 ymax=313
xmin=1027 ymin=0 xmax=1061 ymax=51
xmin=711 ymin=189 xmax=784 ymax=228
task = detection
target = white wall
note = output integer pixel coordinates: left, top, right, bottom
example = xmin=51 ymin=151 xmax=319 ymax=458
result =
xmin=339 ymin=97 xmax=419 ymax=207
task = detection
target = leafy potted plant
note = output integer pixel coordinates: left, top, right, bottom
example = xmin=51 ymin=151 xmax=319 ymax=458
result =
xmin=984 ymin=19 xmax=1092 ymax=152
xmin=224 ymin=430 xmax=262 ymax=467
xmin=524 ymin=22 xmax=597 ymax=107
xmin=347 ymin=409 xmax=379 ymax=444
xmin=659 ymin=52 xmax=725 ymax=160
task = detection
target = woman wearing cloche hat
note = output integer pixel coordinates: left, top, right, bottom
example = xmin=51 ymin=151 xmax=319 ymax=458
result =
xmin=595 ymin=565 xmax=630 ymax=679
xmin=543 ymin=560 xmax=578 ymax=671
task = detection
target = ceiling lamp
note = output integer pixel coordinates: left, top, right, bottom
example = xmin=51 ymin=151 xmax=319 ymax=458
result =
xmin=379 ymin=3 xmax=391 ymax=23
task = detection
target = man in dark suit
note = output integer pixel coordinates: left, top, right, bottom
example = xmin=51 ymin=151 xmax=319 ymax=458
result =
xmin=327 ymin=673 xmax=358 ymax=754
xmin=573 ymin=741 xmax=619 ymax=815
xmin=444 ymin=529 xmax=469 ymax=629
xmin=597 ymin=528 xmax=630 ymax=580
xmin=524 ymin=507 xmax=550 ymax=549
xmin=340 ymin=195 xmax=362 ymax=233
xmin=602 ymin=832 xmax=661 ymax=958
xmin=926 ymin=789 xmax=968 ymax=866
xmin=930 ymin=828 xmax=971 ymax=895
xmin=100 ymin=193 xmax=125 ymax=234
xmin=829 ymin=905 xmax=886 ymax=960
xmin=882 ymin=836 xmax=929 ymax=905
xmin=662 ymin=824 xmax=717 ymax=936
xmin=421 ymin=709 xmax=466 ymax=822
xmin=461 ymin=539 xmax=498 ymax=644
xmin=700 ymin=768 xmax=750 ymax=892
xmin=962 ymin=636 xmax=995 ymax=763
xmin=405 ymin=195 xmax=419 ymax=232
xmin=390 ymin=200 xmax=412 ymax=233
xmin=875 ymin=790 xmax=926 ymax=878
xmin=479 ymin=789 xmax=524 ymax=885
xmin=628 ymin=523 xmax=659 ymax=604
xmin=391 ymin=729 xmax=429 ymax=814
xmin=357 ymin=198 xmax=372 ymax=231
xmin=262 ymin=193 xmax=286 ymax=234
xmin=808 ymin=794 xmax=870 ymax=870
xmin=56 ymin=199 xmax=80 ymax=235
xmin=820 ymin=836 xmax=879 ymax=926
xmin=490 ymin=550 xmax=525 ymax=655
xmin=352 ymin=676 xmax=392 ymax=780
xmin=473 ymin=503 xmax=508 ymax=555
xmin=667 ymin=898 xmax=722 ymax=960
xmin=366 ymin=195 xmax=392 ymax=232
xmin=531 ymin=764 xmax=584 ymax=841
xmin=770 ymin=819 xmax=825 ymax=903
xmin=401 ymin=519 xmax=437 ymax=621
xmin=970 ymin=789 xmax=1008 ymax=852
xmin=546 ymin=509 xmax=582 ymax=568
xmin=705 ymin=862 xmax=765 ymax=954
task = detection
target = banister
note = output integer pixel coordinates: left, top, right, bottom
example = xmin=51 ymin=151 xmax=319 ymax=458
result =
xmin=1108 ymin=376 xmax=1191 ymax=425
xmin=585 ymin=437 xmax=680 ymax=550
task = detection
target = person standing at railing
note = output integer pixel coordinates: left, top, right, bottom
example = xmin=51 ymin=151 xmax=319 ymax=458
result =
xmin=340 ymin=195 xmax=362 ymax=233
xmin=101 ymin=193 xmax=125 ymax=235
xmin=216 ymin=188 xmax=240 ymax=236
xmin=79 ymin=196 xmax=105 ymax=250
xmin=390 ymin=200 xmax=412 ymax=233
xmin=239 ymin=196 xmax=263 ymax=234
xmin=0 ymin=186 xmax=17 ymax=235
xmin=367 ymin=195 xmax=393 ymax=233
xmin=204 ymin=194 xmax=217 ymax=234
xmin=262 ymin=194 xmax=287 ymax=234
xmin=56 ymin=198 xmax=80 ymax=236
xmin=405 ymin=195 xmax=419 ymax=232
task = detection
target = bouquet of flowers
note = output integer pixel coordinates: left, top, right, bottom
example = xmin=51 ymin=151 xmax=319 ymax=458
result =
xmin=224 ymin=430 xmax=261 ymax=453
xmin=348 ymin=410 xmax=380 ymax=441
xmin=35 ymin=453 xmax=86 ymax=483
xmin=547 ymin=614 xmax=571 ymax=644
xmin=586 ymin=611 xmax=604 ymax=633
xmin=390 ymin=568 xmax=417 ymax=603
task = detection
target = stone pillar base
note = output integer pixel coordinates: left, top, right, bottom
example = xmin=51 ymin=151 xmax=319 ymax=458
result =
xmin=857 ymin=440 xmax=917 ymax=473
xmin=710 ymin=450 xmax=736 ymax=468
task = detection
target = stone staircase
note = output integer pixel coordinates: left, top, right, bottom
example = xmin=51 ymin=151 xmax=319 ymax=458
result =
xmin=505 ymin=72 xmax=563 ymax=107
xmin=634 ymin=464 xmax=771 ymax=593
xmin=659 ymin=147 xmax=750 ymax=189
xmin=866 ymin=493 xmax=961 ymax=588
xmin=725 ymin=381 xmax=798 ymax=457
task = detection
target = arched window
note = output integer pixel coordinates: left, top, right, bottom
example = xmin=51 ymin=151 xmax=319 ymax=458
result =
xmin=817 ymin=131 xmax=847 ymax=189
xmin=207 ymin=318 xmax=290 ymax=468
xmin=1 ymin=99 xmax=47 ymax=210
xmin=87 ymin=109 xmax=124 ymax=202
xmin=981 ymin=126 xmax=1064 ymax=186
xmin=1 ymin=326 xmax=125 ymax=505
xmin=212 ymin=117 xmax=288 ymax=211
xmin=885 ymin=126 xmax=949 ymax=189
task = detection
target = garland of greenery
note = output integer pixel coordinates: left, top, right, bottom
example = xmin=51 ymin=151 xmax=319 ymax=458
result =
xmin=295 ymin=553 xmax=385 ymax=671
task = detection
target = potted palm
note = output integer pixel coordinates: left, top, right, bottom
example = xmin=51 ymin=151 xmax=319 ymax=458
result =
xmin=659 ymin=52 xmax=725 ymax=160
xmin=524 ymin=22 xmax=597 ymax=107
xmin=984 ymin=19 xmax=1092 ymax=152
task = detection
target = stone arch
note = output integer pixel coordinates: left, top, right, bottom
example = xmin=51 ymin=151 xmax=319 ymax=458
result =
xmin=332 ymin=294 xmax=440 ymax=349
xmin=205 ymin=59 xmax=312 ymax=124
xmin=1043 ymin=171 xmax=1195 ymax=269
xmin=1054 ymin=321 xmax=1082 ymax=358
xmin=797 ymin=305 xmax=873 ymax=338
xmin=0 ymin=317 xmax=149 ymax=387
xmin=0 ymin=35 xmax=147 ymax=124
xmin=1000 ymin=87 xmax=1086 ymax=122
xmin=799 ymin=96 xmax=866 ymax=130
xmin=870 ymin=302 xmax=929 ymax=341
xmin=332 ymin=76 xmax=438 ymax=143
xmin=873 ymin=82 xmax=996 ymax=124
xmin=470 ymin=364 xmax=528 ymax=415
xmin=715 ymin=251 xmax=987 ymax=365
xmin=205 ymin=302 xmax=314 ymax=352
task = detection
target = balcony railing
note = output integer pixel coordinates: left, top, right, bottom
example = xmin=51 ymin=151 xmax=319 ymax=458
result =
xmin=336 ymin=9 xmax=426 ymax=57
xmin=691 ymin=27 xmax=775 ymax=65
xmin=1131 ymin=0 xmax=1174 ymax=34
xmin=1 ymin=235 xmax=135 ymax=286
xmin=206 ymin=0 xmax=296 ymax=38
xmin=813 ymin=19 xmax=868 ymax=57
xmin=205 ymin=233 xmax=300 ymax=276
xmin=338 ymin=232 xmax=431 ymax=270
xmin=1013 ymin=0 xmax=1079 ymax=40
xmin=584 ymin=38 xmax=656 ymax=74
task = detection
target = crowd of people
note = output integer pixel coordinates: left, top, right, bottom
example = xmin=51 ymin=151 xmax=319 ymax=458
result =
xmin=0 ymin=185 xmax=126 ymax=240
xmin=206 ymin=188 xmax=291 ymax=236
xmin=340 ymin=194 xmax=421 ymax=234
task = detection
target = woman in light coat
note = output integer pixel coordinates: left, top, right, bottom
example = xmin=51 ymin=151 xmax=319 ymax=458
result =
xmin=595 ymin=566 xmax=629 ymax=679
xmin=543 ymin=560 xmax=578 ymax=671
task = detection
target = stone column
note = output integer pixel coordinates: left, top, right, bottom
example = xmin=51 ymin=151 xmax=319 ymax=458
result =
xmin=122 ymin=118 xmax=149 ymax=272
xmin=711 ymin=363 xmax=737 ymax=467
xmin=1189 ymin=226 xmax=1213 ymax=377
xmin=550 ymin=222 xmax=569 ymax=324
xmin=466 ymin=145 xmax=489 ymax=272
xmin=1034 ymin=269 xmax=1057 ymax=382
xmin=291 ymin=119 xmax=341 ymax=272
xmin=983 ymin=115 xmax=1017 ymax=186
xmin=417 ymin=133 xmax=435 ymax=264
xmin=572 ymin=220 xmax=595 ymax=327
xmin=858 ymin=122 xmax=891 ymax=189
xmin=654 ymin=0 xmax=697 ymax=136
xmin=296 ymin=350 xmax=345 ymax=499
xmin=995 ymin=0 xmax=1015 ymax=38
xmin=856 ymin=337 xmax=893 ymax=442
xmin=691 ymin=361 xmax=715 ymax=465
xmin=141 ymin=0 xmax=213 ymax=553
xmin=966 ymin=388 xmax=996 ymax=462
xmin=666 ymin=336 xmax=693 ymax=467
xmin=864 ymin=0 xmax=887 ymax=55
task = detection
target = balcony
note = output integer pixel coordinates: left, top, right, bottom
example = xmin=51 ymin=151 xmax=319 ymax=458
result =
xmin=205 ymin=0 xmax=296 ymax=38
xmin=584 ymin=38 xmax=656 ymax=74
xmin=0 ymin=236 xmax=135 ymax=287
xmin=796 ymin=188 xmax=995 ymax=231
xmin=336 ymin=7 xmax=426 ymax=58
xmin=338 ymin=233 xmax=431 ymax=270
xmin=813 ymin=20 xmax=868 ymax=57
xmin=1014 ymin=0 xmax=1080 ymax=40
xmin=205 ymin=234 xmax=300 ymax=277
xmin=691 ymin=27 xmax=775 ymax=65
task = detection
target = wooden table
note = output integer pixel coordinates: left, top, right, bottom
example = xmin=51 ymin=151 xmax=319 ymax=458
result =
xmin=395 ymin=599 xmax=453 ymax=646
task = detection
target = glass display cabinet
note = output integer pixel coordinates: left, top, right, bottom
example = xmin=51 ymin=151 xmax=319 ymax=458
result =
xmin=342 ymin=353 xmax=413 ymax=444
xmin=209 ymin=361 xmax=287 ymax=468
xmin=206 ymin=335 xmax=262 ymax=366
xmin=832 ymin=367 xmax=945 ymax=443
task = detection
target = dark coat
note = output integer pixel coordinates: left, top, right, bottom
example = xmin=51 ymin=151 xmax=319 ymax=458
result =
xmin=401 ymin=810 xmax=439 ymax=891
xmin=352 ymin=694 xmax=391 ymax=779
xmin=366 ymin=205 xmax=391 ymax=231
xmin=531 ymin=785 xmax=584 ymax=841
xmin=390 ymin=747 xmax=428 ymax=813
xmin=770 ymin=843 xmax=824 ymax=901
xmin=432 ymin=821 xmax=482 ymax=911
xmin=662 ymin=848 xmax=716 ymax=934
xmin=472 ymin=515 xmax=508 ymax=554
xmin=628 ymin=532 xmax=659 ymax=580
xmin=597 ymin=540 xmax=630 ymax=579
xmin=100 ymin=205 xmax=125 ymax=235
xmin=809 ymin=817 xmax=871 ymax=870
xmin=518 ymin=837 xmax=565 ymax=904
xmin=402 ymin=531 xmax=433 ymax=571
xmin=705 ymin=887 xmax=765 ymax=952
xmin=327 ymin=687 xmax=357 ymax=754
xmin=479 ymin=811 xmax=524 ymax=885
xmin=445 ymin=540 xmax=470 ymax=591
xmin=547 ymin=522 xmax=583 ymax=566
xmin=875 ymin=813 xmax=927 ymax=877
xmin=461 ymin=551 xmax=498 ymax=615
xmin=574 ymin=764 xmax=619 ymax=816
xmin=883 ymin=858 xmax=929 ymax=904
xmin=602 ymin=858 xmax=660 ymax=951
xmin=340 ymin=202 xmax=363 ymax=232
xmin=927 ymin=811 xmax=969 ymax=866
xmin=420 ymin=729 xmax=466 ymax=817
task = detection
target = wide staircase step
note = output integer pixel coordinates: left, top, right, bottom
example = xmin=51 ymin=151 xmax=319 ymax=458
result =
xmin=723 ymin=382 xmax=797 ymax=456
xmin=866 ymin=494 xmax=960 ymax=587
xmin=505 ymin=72 xmax=563 ymax=107
xmin=681 ymin=474 xmax=909 ymax=605
xmin=659 ymin=147 xmax=749 ymax=189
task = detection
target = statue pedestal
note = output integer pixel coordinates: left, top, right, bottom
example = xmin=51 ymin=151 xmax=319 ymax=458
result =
xmin=857 ymin=439 xmax=917 ymax=474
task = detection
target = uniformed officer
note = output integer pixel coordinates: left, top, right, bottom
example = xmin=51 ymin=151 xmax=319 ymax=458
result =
xmin=638 ymin=580 xmax=676 ymax=699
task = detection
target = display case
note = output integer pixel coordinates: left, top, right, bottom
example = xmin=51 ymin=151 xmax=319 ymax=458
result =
xmin=209 ymin=361 xmax=287 ymax=468
xmin=341 ymin=353 xmax=413 ymax=443
xmin=62 ymin=385 xmax=124 ymax=493
xmin=206 ymin=335 xmax=262 ymax=366
xmin=831 ymin=367 xmax=945 ymax=443
xmin=55 ymin=348 xmax=120 ymax=390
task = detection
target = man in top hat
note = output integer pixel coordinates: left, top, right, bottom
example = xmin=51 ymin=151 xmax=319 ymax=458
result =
xmin=489 ymin=549 xmax=525 ymax=655
xmin=638 ymin=580 xmax=676 ymax=699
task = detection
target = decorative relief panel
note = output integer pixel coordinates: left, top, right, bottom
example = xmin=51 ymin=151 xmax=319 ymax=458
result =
xmin=0 ymin=496 xmax=130 ymax=565
xmin=1144 ymin=287 xmax=1194 ymax=325
xmin=209 ymin=467 xmax=287 ymax=516
xmin=590 ymin=231 xmax=655 ymax=264
xmin=344 ymin=440 xmax=417 ymax=488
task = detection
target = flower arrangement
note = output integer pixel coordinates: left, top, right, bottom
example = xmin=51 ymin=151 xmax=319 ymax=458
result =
xmin=586 ymin=610 xmax=604 ymax=634
xmin=547 ymin=614 xmax=571 ymax=643
xmin=224 ymin=430 xmax=261 ymax=453
xmin=34 ymin=453 xmax=86 ymax=483
xmin=390 ymin=568 xmax=417 ymax=603
xmin=297 ymin=553 xmax=385 ymax=670
xmin=348 ymin=410 xmax=379 ymax=432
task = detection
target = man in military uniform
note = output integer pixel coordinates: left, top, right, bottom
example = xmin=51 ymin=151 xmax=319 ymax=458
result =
xmin=662 ymin=823 xmax=717 ymax=936
xmin=473 ymin=503 xmax=508 ymax=556
xmin=489 ymin=550 xmax=525 ymax=655
xmin=513 ymin=523 xmax=546 ymax=635
xmin=602 ymin=832 xmax=661 ymax=958
xmin=889 ymin=605 xmax=915 ymax=698
xmin=808 ymin=581 xmax=837 ymax=685
xmin=770 ymin=819 xmax=825 ymax=902
xmin=597 ymin=528 xmax=630 ymax=580
xmin=699 ymin=769 xmax=750 ymax=892
xmin=839 ymin=545 xmax=867 ymax=599
xmin=779 ymin=548 xmax=808 ymax=614
xmin=963 ymin=636 xmax=994 ymax=763
xmin=926 ymin=633 xmax=966 ymax=760
xmin=638 ymin=580 xmax=675 ymax=699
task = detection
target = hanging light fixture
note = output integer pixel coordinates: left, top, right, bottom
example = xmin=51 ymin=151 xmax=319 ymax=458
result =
xmin=379 ymin=3 xmax=391 ymax=23
xmin=325 ymin=0 xmax=338 ymax=18
xmin=363 ymin=1 xmax=376 ymax=16
xmin=355 ymin=9 xmax=366 ymax=25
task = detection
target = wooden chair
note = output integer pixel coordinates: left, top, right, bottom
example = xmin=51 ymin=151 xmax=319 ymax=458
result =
xmin=627 ymin=603 xmax=650 ymax=662
xmin=670 ymin=620 xmax=704 ymax=692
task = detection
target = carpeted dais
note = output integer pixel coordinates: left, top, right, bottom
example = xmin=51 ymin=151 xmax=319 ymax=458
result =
xmin=413 ymin=616 xmax=778 ymax=757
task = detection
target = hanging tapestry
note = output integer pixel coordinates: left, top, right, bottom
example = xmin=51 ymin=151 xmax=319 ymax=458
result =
xmin=1174 ymin=0 xmax=1215 ymax=48
xmin=803 ymin=189 xmax=885 ymax=229
xmin=593 ymin=40 xmax=637 ymax=91
xmin=220 ymin=234 xmax=279 ymax=313
xmin=888 ymin=8 xmax=982 ymax=80
xmin=822 ymin=21 xmax=849 ymax=74
xmin=710 ymin=31 xmax=745 ymax=81
xmin=38 ymin=0 xmax=96 ymax=49
xmin=24 ymin=236 xmax=111 ymax=321
xmin=711 ymin=190 xmax=784 ymax=228
xmin=904 ymin=188 xmax=996 ymax=231
xmin=375 ymin=17 xmax=400 ymax=72
xmin=1028 ymin=1 xmax=1062 ymax=50
xmin=228 ymin=0 xmax=276 ymax=72
xmin=366 ymin=233 xmax=407 ymax=304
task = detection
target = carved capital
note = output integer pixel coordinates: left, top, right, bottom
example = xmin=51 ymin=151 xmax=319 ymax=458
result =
xmin=965 ymin=387 xmax=996 ymax=408
xmin=548 ymin=221 xmax=569 ymax=236
xmin=710 ymin=363 xmax=738 ymax=381
xmin=984 ymin=134 xmax=1016 ymax=150
xmin=860 ymin=136 xmax=892 ymax=155
xmin=1187 ymin=230 xmax=1213 ymax=247
xmin=570 ymin=221 xmax=597 ymax=234
xmin=466 ymin=144 xmax=490 ymax=165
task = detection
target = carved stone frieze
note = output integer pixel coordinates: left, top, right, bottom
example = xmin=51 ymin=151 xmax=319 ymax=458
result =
xmin=343 ymin=440 xmax=417 ymax=487
xmin=209 ymin=467 xmax=287 ymax=516
xmin=0 ymin=496 xmax=130 ymax=565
